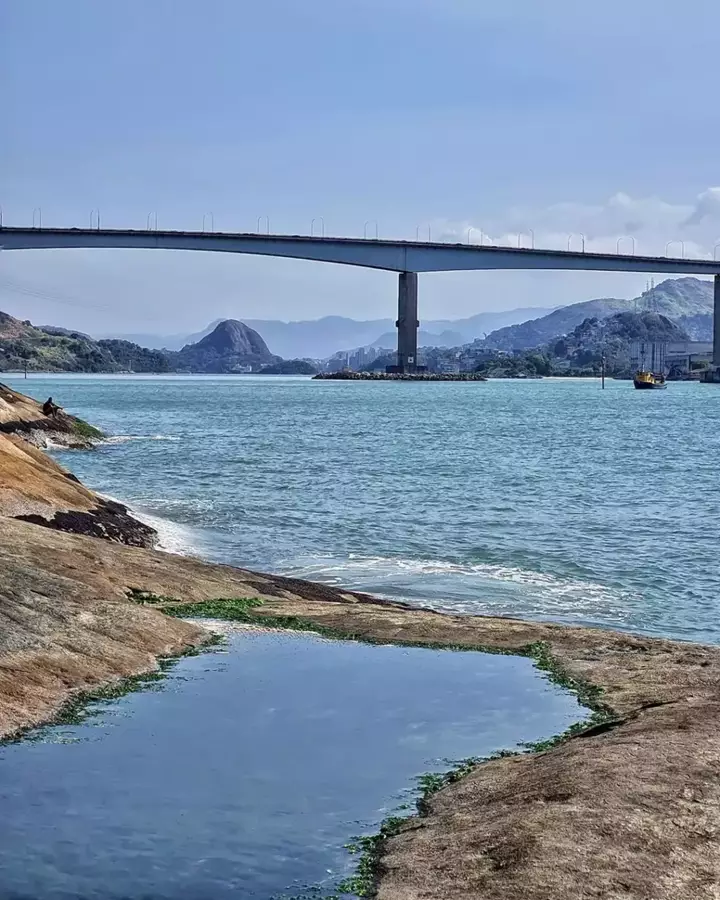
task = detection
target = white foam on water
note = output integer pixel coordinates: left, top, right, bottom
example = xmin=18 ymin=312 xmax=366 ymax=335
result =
xmin=280 ymin=553 xmax=638 ymax=623
xmin=103 ymin=435 xmax=180 ymax=445
xmin=98 ymin=491 xmax=205 ymax=557
xmin=136 ymin=509 xmax=206 ymax=556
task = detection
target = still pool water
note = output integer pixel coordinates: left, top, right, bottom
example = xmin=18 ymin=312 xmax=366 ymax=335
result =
xmin=5 ymin=373 xmax=720 ymax=642
xmin=0 ymin=631 xmax=583 ymax=899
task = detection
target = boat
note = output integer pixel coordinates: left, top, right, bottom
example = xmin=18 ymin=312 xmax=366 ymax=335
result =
xmin=633 ymin=371 xmax=667 ymax=390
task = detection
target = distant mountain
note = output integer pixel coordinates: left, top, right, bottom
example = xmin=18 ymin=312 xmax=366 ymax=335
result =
xmin=369 ymin=329 xmax=466 ymax=349
xmin=172 ymin=320 xmax=278 ymax=373
xmin=102 ymin=307 xmax=555 ymax=359
xmin=481 ymin=278 xmax=713 ymax=350
xmin=244 ymin=308 xmax=557 ymax=357
xmin=97 ymin=320 xmax=223 ymax=351
xmin=481 ymin=298 xmax=630 ymax=350
xmin=423 ymin=308 xmax=557 ymax=342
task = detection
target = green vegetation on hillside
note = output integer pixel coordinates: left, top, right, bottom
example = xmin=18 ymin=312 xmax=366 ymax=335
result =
xmin=0 ymin=314 xmax=272 ymax=374
xmin=473 ymin=311 xmax=690 ymax=378
xmin=259 ymin=359 xmax=319 ymax=375
xmin=479 ymin=277 xmax=712 ymax=350
xmin=169 ymin=320 xmax=279 ymax=373
xmin=0 ymin=317 xmax=172 ymax=374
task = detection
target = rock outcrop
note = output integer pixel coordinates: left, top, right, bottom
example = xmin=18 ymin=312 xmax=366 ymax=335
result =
xmin=0 ymin=385 xmax=156 ymax=547
xmin=0 ymin=382 xmax=102 ymax=449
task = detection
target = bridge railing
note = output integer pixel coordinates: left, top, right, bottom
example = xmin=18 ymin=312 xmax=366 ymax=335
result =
xmin=2 ymin=211 xmax=717 ymax=264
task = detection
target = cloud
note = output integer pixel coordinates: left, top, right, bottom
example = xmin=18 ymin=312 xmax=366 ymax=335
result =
xmin=682 ymin=187 xmax=720 ymax=227
xmin=4 ymin=186 xmax=720 ymax=330
xmin=434 ymin=188 xmax=720 ymax=259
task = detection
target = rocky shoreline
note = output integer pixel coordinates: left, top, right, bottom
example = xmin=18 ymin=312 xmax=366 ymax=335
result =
xmin=0 ymin=385 xmax=718 ymax=898
xmin=0 ymin=383 xmax=157 ymax=548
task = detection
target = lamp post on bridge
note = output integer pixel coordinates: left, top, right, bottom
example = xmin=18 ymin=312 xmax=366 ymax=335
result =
xmin=616 ymin=236 xmax=636 ymax=255
xmin=517 ymin=229 xmax=535 ymax=249
xmin=363 ymin=220 xmax=378 ymax=240
xmin=665 ymin=240 xmax=685 ymax=259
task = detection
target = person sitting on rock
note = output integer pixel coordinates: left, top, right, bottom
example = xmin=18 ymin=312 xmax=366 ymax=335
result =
xmin=42 ymin=397 xmax=61 ymax=417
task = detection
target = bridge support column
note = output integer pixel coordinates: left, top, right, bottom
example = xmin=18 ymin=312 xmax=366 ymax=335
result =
xmin=714 ymin=275 xmax=720 ymax=367
xmin=394 ymin=271 xmax=419 ymax=373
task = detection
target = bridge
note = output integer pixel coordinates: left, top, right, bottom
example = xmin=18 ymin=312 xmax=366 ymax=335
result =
xmin=3 ymin=226 xmax=720 ymax=371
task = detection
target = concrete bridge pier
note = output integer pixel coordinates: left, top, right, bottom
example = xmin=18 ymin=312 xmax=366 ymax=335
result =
xmin=393 ymin=271 xmax=419 ymax=373
xmin=714 ymin=275 xmax=720 ymax=367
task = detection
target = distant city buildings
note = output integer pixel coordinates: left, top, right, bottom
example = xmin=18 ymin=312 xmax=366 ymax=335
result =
xmin=324 ymin=342 xmax=508 ymax=374
xmin=326 ymin=345 xmax=389 ymax=372
xmin=630 ymin=341 xmax=712 ymax=374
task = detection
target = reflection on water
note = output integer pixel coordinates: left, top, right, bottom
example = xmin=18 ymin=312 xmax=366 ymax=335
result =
xmin=0 ymin=631 xmax=583 ymax=899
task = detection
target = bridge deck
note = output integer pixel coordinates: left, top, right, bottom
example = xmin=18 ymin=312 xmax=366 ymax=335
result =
xmin=3 ymin=226 xmax=720 ymax=275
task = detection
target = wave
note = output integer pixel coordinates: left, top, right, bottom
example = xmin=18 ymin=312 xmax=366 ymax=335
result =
xmin=133 ymin=509 xmax=206 ymax=556
xmin=95 ymin=491 xmax=206 ymax=557
xmin=103 ymin=435 xmax=180 ymax=445
xmin=280 ymin=553 xmax=639 ymax=622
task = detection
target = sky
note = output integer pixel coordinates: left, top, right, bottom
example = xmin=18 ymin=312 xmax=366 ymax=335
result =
xmin=3 ymin=0 xmax=720 ymax=335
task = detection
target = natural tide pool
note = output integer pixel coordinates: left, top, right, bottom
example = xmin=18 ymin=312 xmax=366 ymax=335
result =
xmin=0 ymin=630 xmax=585 ymax=900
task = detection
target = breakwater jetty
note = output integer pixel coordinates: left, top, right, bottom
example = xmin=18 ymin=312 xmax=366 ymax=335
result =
xmin=313 ymin=371 xmax=488 ymax=381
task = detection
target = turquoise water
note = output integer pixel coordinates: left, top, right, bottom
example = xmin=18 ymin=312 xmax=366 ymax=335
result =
xmin=6 ymin=373 xmax=720 ymax=643
xmin=0 ymin=631 xmax=582 ymax=899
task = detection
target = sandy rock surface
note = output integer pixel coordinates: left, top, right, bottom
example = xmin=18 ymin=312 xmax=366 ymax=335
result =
xmin=0 ymin=384 xmax=718 ymax=899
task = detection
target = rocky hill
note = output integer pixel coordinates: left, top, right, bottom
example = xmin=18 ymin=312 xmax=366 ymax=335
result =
xmin=476 ymin=298 xmax=628 ymax=350
xmin=0 ymin=312 xmax=280 ymax=375
xmin=481 ymin=278 xmax=713 ymax=350
xmin=549 ymin=311 xmax=689 ymax=372
xmin=172 ymin=319 xmax=278 ymax=373
xmin=634 ymin=277 xmax=713 ymax=339
xmin=0 ymin=312 xmax=171 ymax=373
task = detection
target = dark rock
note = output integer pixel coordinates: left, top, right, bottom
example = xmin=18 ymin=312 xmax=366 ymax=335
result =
xmin=16 ymin=499 xmax=157 ymax=549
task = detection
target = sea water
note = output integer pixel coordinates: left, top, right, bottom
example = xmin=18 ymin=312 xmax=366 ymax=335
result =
xmin=7 ymin=373 xmax=720 ymax=642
